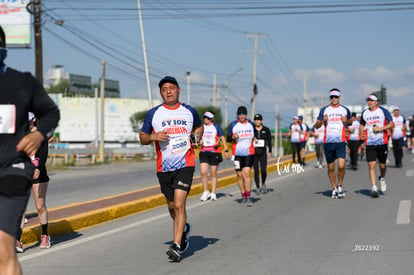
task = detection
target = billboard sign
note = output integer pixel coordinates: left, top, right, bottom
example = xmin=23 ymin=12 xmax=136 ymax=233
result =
xmin=0 ymin=0 xmax=31 ymax=47
xmin=58 ymin=97 xmax=161 ymax=142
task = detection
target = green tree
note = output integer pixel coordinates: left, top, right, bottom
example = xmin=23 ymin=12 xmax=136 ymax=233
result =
xmin=46 ymin=80 xmax=70 ymax=94
xmin=130 ymin=110 xmax=148 ymax=133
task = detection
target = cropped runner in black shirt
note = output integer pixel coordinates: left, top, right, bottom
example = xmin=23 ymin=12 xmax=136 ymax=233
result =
xmin=0 ymin=25 xmax=60 ymax=275
xmin=253 ymin=114 xmax=272 ymax=194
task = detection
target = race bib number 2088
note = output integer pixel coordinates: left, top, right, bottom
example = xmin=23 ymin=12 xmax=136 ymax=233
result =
xmin=0 ymin=105 xmax=16 ymax=134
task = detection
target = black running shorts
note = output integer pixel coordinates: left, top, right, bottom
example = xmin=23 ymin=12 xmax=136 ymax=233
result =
xmin=366 ymin=144 xmax=388 ymax=163
xmin=0 ymin=175 xmax=31 ymax=237
xmin=157 ymin=167 xmax=195 ymax=201
xmin=33 ymin=166 xmax=49 ymax=184
xmin=199 ymin=151 xmax=223 ymax=166
xmin=233 ymin=155 xmax=254 ymax=171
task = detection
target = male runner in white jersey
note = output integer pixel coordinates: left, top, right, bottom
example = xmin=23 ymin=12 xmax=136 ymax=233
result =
xmin=312 ymin=119 xmax=325 ymax=168
xmin=359 ymin=94 xmax=394 ymax=198
xmin=140 ymin=76 xmax=203 ymax=261
xmin=315 ymin=88 xmax=351 ymax=199
xmin=391 ymin=106 xmax=406 ymax=168
xmin=347 ymin=112 xmax=362 ymax=170
xmin=288 ymin=116 xmax=303 ymax=164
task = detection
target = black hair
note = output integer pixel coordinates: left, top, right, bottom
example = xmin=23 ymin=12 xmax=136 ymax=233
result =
xmin=0 ymin=25 xmax=5 ymax=47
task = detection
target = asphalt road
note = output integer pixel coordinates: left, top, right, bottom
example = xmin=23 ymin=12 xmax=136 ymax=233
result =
xmin=26 ymin=158 xmax=236 ymax=211
xmin=19 ymin=152 xmax=414 ymax=274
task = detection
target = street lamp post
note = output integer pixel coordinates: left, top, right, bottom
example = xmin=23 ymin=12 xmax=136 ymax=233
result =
xmin=224 ymin=67 xmax=243 ymax=126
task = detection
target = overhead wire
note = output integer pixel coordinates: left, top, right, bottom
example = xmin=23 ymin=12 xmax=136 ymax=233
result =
xmin=39 ymin=0 xmax=414 ymax=113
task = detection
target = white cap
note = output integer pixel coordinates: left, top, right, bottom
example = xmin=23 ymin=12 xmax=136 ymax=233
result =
xmin=329 ymin=89 xmax=341 ymax=97
xmin=204 ymin=111 xmax=214 ymax=119
xmin=366 ymin=94 xmax=378 ymax=101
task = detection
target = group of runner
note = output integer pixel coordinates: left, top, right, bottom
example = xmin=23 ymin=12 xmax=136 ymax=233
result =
xmin=291 ymin=88 xmax=409 ymax=199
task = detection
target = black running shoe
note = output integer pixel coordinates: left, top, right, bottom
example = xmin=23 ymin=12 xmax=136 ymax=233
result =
xmin=166 ymin=242 xmax=181 ymax=261
xmin=371 ymin=186 xmax=379 ymax=198
xmin=180 ymin=223 xmax=192 ymax=252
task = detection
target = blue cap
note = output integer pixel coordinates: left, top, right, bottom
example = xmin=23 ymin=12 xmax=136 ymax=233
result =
xmin=158 ymin=76 xmax=179 ymax=89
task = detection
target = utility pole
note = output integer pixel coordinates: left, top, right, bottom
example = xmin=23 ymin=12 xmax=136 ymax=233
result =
xmin=99 ymin=61 xmax=105 ymax=162
xmin=246 ymin=33 xmax=266 ymax=120
xmin=136 ymin=0 xmax=152 ymax=109
xmin=212 ymin=74 xmax=217 ymax=107
xmin=274 ymin=104 xmax=278 ymax=157
xmin=34 ymin=0 xmax=43 ymax=83
xmin=224 ymin=67 xmax=243 ymax=127
xmin=303 ymin=75 xmax=307 ymax=122
xmin=274 ymin=104 xmax=281 ymax=157
xmin=186 ymin=71 xmax=191 ymax=104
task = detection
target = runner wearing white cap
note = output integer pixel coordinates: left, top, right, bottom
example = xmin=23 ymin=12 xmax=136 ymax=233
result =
xmin=315 ymin=88 xmax=351 ymax=199
xmin=199 ymin=111 xmax=230 ymax=201
xmin=391 ymin=106 xmax=406 ymax=168
xmin=359 ymin=94 xmax=394 ymax=198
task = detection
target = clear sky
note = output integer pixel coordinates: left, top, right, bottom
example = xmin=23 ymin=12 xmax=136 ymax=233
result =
xmin=5 ymin=0 xmax=414 ymax=128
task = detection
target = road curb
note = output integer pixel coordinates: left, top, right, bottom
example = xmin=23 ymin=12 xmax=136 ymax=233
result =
xmin=22 ymin=153 xmax=315 ymax=245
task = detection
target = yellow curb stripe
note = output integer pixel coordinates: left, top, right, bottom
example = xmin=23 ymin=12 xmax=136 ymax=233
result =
xmin=22 ymin=153 xmax=315 ymax=245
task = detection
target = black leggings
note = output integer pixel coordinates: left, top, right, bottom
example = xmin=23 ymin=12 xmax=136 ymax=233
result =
xmin=392 ymin=138 xmax=404 ymax=166
xmin=291 ymin=142 xmax=301 ymax=164
xmin=348 ymin=140 xmax=361 ymax=167
xmin=253 ymin=152 xmax=268 ymax=188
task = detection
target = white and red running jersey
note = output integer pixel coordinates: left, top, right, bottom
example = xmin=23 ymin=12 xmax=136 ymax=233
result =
xmin=200 ymin=123 xmax=224 ymax=153
xmin=141 ymin=102 xmax=201 ymax=172
xmin=289 ymin=123 xmax=302 ymax=143
xmin=360 ymin=106 xmax=393 ymax=146
xmin=317 ymin=104 xmax=351 ymax=143
xmin=227 ymin=119 xmax=255 ymax=156
xmin=348 ymin=120 xmax=361 ymax=141
xmin=391 ymin=115 xmax=406 ymax=140
xmin=313 ymin=124 xmax=325 ymax=144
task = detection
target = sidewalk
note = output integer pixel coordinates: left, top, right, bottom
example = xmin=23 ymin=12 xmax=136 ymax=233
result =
xmin=22 ymin=153 xmax=315 ymax=245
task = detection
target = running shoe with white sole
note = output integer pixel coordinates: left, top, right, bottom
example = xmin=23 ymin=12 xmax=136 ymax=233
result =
xmin=200 ymin=191 xmax=210 ymax=201
xmin=210 ymin=193 xmax=217 ymax=201
xmin=261 ymin=184 xmax=268 ymax=194
xmin=180 ymin=223 xmax=192 ymax=253
xmin=166 ymin=242 xmax=181 ymax=261
xmin=16 ymin=240 xmax=23 ymax=253
xmin=371 ymin=185 xmax=379 ymax=198
xmin=39 ymin=235 xmax=51 ymax=249
xmin=240 ymin=197 xmax=247 ymax=206
xmin=331 ymin=189 xmax=338 ymax=199
xmin=337 ymin=186 xmax=345 ymax=198
xmin=245 ymin=197 xmax=253 ymax=207
xmin=379 ymin=177 xmax=387 ymax=192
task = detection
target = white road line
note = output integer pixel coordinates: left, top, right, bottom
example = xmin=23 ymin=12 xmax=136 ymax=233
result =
xmin=406 ymin=170 xmax=414 ymax=177
xmin=396 ymin=200 xmax=411 ymax=225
